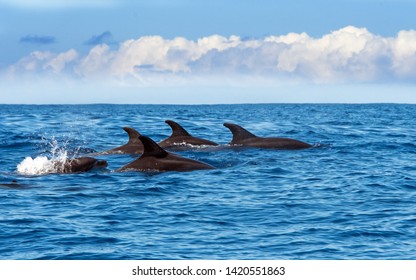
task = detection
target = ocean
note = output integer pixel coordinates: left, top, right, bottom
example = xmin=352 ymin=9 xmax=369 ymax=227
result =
xmin=0 ymin=104 xmax=415 ymax=259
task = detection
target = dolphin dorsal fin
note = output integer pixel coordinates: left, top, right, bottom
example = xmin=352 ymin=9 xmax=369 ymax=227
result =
xmin=123 ymin=127 xmax=141 ymax=144
xmin=165 ymin=120 xmax=191 ymax=137
xmin=139 ymin=135 xmax=168 ymax=158
xmin=223 ymin=123 xmax=257 ymax=144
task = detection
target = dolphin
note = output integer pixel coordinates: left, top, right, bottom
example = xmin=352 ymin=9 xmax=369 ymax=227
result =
xmin=98 ymin=127 xmax=143 ymax=155
xmin=158 ymin=120 xmax=218 ymax=150
xmin=0 ymin=180 xmax=27 ymax=188
xmin=56 ymin=157 xmax=108 ymax=173
xmin=117 ymin=135 xmax=214 ymax=172
xmin=223 ymin=123 xmax=312 ymax=149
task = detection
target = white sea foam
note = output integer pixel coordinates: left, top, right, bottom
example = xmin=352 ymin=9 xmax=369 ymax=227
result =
xmin=16 ymin=139 xmax=70 ymax=175
xmin=17 ymin=156 xmax=56 ymax=175
xmin=172 ymin=142 xmax=213 ymax=149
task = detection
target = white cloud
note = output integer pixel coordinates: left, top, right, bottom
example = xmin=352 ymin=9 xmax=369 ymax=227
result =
xmin=391 ymin=30 xmax=416 ymax=78
xmin=273 ymin=26 xmax=384 ymax=81
xmin=75 ymin=44 xmax=113 ymax=78
xmin=7 ymin=49 xmax=78 ymax=78
xmin=6 ymin=26 xmax=416 ymax=83
xmin=44 ymin=49 xmax=78 ymax=73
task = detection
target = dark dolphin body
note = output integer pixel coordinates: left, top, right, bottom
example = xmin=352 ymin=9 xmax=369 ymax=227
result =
xmin=158 ymin=120 xmax=218 ymax=150
xmin=0 ymin=180 xmax=27 ymax=188
xmin=57 ymin=157 xmax=108 ymax=173
xmin=223 ymin=123 xmax=312 ymax=150
xmin=98 ymin=127 xmax=143 ymax=155
xmin=117 ymin=135 xmax=214 ymax=172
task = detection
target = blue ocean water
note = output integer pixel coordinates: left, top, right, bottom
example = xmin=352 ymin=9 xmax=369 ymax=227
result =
xmin=0 ymin=104 xmax=415 ymax=260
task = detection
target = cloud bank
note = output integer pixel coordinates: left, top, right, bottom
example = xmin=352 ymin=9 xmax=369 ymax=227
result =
xmin=20 ymin=34 xmax=56 ymax=45
xmin=6 ymin=26 xmax=416 ymax=83
xmin=84 ymin=31 xmax=115 ymax=46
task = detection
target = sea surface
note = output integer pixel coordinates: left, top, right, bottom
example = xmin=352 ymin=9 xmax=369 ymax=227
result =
xmin=0 ymin=104 xmax=415 ymax=260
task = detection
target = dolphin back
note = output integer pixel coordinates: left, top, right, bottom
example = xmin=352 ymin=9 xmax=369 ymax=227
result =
xmin=63 ymin=157 xmax=100 ymax=173
xmin=165 ymin=120 xmax=191 ymax=137
xmin=223 ymin=123 xmax=257 ymax=144
xmin=123 ymin=127 xmax=142 ymax=144
xmin=139 ymin=135 xmax=169 ymax=158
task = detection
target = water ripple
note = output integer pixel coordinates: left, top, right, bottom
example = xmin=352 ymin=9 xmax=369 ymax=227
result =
xmin=1 ymin=104 xmax=416 ymax=259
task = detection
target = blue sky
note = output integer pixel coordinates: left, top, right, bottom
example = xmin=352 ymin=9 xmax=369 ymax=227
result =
xmin=1 ymin=0 xmax=416 ymax=103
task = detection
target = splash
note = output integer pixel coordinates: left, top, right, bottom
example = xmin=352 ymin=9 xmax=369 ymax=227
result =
xmin=17 ymin=156 xmax=56 ymax=175
xmin=16 ymin=138 xmax=70 ymax=175
xmin=170 ymin=141 xmax=215 ymax=149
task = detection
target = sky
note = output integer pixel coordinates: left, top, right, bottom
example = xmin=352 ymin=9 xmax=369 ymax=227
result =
xmin=1 ymin=0 xmax=416 ymax=104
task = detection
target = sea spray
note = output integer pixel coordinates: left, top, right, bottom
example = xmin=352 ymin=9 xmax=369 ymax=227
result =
xmin=16 ymin=156 xmax=56 ymax=175
xmin=16 ymin=138 xmax=70 ymax=175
